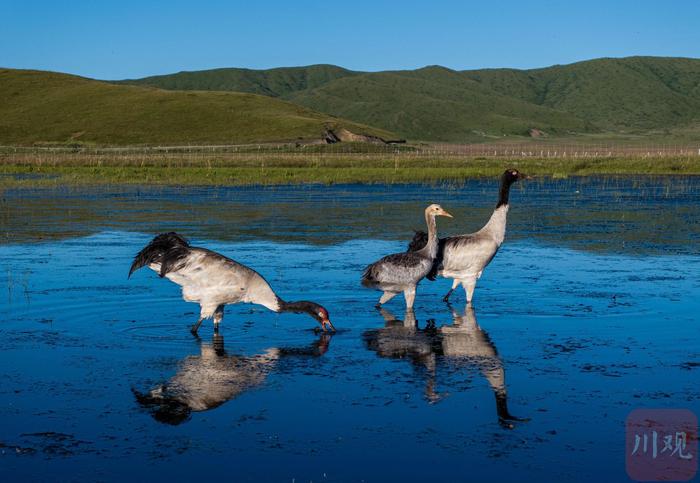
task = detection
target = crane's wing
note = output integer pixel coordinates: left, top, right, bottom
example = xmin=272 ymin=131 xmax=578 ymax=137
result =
xmin=440 ymin=234 xmax=499 ymax=277
xmin=362 ymin=252 xmax=431 ymax=287
xmin=406 ymin=231 xmax=446 ymax=281
xmin=157 ymin=248 xmax=281 ymax=312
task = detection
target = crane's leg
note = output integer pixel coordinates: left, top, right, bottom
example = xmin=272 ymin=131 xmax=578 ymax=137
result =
xmin=191 ymin=317 xmax=204 ymax=336
xmin=213 ymin=305 xmax=225 ymax=333
xmin=443 ymin=279 xmax=459 ymax=303
xmin=462 ymin=280 xmax=477 ymax=306
xmin=377 ymin=291 xmax=398 ymax=308
xmin=403 ymin=286 xmax=416 ymax=310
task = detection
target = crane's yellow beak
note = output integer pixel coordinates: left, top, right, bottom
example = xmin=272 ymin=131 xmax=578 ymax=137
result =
xmin=439 ymin=209 xmax=453 ymax=218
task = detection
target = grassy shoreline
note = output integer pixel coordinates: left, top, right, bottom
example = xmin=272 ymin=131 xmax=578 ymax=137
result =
xmin=2 ymin=155 xmax=699 ymax=187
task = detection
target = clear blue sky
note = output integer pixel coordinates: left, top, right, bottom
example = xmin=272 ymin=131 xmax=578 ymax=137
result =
xmin=1 ymin=0 xmax=698 ymax=79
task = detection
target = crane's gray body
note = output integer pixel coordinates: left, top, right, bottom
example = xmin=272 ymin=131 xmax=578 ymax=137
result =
xmin=150 ymin=247 xmax=280 ymax=320
xmin=362 ymin=252 xmax=434 ymax=294
xmin=438 ymin=205 xmax=509 ymax=303
xmin=362 ymin=204 xmax=449 ymax=309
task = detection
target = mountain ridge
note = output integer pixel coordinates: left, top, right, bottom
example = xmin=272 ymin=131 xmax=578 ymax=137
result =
xmin=120 ymin=56 xmax=700 ymax=141
xmin=0 ymin=68 xmax=392 ymax=146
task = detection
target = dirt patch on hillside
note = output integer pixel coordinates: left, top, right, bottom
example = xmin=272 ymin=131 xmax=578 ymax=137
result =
xmin=321 ymin=128 xmax=405 ymax=145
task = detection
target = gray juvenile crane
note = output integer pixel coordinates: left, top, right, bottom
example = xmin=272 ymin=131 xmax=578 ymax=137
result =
xmin=362 ymin=204 xmax=452 ymax=309
xmin=408 ymin=169 xmax=528 ymax=304
xmin=129 ymin=232 xmax=334 ymax=334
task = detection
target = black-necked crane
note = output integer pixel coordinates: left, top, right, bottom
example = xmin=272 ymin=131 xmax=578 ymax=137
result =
xmin=361 ymin=204 xmax=453 ymax=309
xmin=408 ymin=169 xmax=528 ymax=304
xmin=129 ymin=232 xmax=334 ymax=334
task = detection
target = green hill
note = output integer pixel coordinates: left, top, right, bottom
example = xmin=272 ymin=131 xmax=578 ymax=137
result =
xmin=463 ymin=56 xmax=700 ymax=131
xmin=120 ymin=57 xmax=700 ymax=141
xmin=0 ymin=68 xmax=391 ymax=146
xmin=283 ymin=66 xmax=590 ymax=141
xmin=118 ymin=64 xmax=359 ymax=98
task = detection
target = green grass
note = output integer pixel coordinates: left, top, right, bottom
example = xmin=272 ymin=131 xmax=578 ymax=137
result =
xmin=0 ymin=69 xmax=393 ymax=146
xmin=2 ymin=154 xmax=698 ymax=188
xmin=120 ymin=56 xmax=700 ymax=142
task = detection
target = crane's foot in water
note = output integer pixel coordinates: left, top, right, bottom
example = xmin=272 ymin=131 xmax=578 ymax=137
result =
xmin=442 ymin=289 xmax=454 ymax=303
xmin=498 ymin=414 xmax=531 ymax=429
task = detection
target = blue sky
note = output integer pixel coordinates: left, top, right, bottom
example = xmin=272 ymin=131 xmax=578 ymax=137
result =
xmin=1 ymin=0 xmax=698 ymax=79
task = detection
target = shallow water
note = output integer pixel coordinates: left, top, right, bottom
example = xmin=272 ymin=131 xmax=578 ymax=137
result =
xmin=1 ymin=178 xmax=699 ymax=481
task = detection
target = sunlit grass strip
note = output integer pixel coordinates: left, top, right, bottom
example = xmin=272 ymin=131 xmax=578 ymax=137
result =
xmin=1 ymin=155 xmax=699 ymax=187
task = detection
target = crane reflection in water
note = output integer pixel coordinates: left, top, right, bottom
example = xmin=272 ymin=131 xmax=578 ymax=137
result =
xmin=133 ymin=332 xmax=332 ymax=425
xmin=363 ymin=305 xmax=528 ymax=428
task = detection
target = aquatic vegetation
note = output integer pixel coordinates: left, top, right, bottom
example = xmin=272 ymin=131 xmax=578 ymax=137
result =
xmin=1 ymin=153 xmax=699 ymax=187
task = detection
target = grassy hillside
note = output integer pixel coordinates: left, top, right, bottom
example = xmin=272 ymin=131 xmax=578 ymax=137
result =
xmin=120 ymin=57 xmax=700 ymax=141
xmin=283 ymin=66 xmax=589 ymax=141
xmin=464 ymin=57 xmax=700 ymax=131
xmin=118 ymin=64 xmax=359 ymax=98
xmin=0 ymin=68 xmax=391 ymax=146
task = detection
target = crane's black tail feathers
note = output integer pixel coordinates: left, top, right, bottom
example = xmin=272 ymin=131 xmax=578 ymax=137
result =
xmin=361 ymin=264 xmax=379 ymax=288
xmin=407 ymin=230 xmax=429 ymax=252
xmin=406 ymin=230 xmax=444 ymax=281
xmin=129 ymin=232 xmax=191 ymax=278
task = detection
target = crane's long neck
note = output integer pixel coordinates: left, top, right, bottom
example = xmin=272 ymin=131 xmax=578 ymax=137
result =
xmin=276 ymin=299 xmax=316 ymax=317
xmin=496 ymin=176 xmax=512 ymax=209
xmin=276 ymin=299 xmax=302 ymax=313
xmin=417 ymin=213 xmax=438 ymax=259
xmin=481 ymin=177 xmax=513 ymax=246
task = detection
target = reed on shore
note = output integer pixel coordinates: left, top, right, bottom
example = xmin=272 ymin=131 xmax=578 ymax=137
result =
xmin=1 ymin=151 xmax=699 ymax=187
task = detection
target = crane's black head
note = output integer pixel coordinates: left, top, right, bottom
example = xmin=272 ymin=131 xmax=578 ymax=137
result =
xmin=497 ymin=169 xmax=529 ymax=208
xmin=501 ymin=168 xmax=528 ymax=186
xmin=306 ymin=302 xmax=334 ymax=332
xmin=281 ymin=301 xmax=335 ymax=332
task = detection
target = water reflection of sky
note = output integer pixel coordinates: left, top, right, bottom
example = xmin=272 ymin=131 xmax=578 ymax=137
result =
xmin=1 ymin=179 xmax=699 ymax=481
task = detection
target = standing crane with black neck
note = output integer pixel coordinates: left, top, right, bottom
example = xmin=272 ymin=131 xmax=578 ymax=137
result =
xmin=408 ymin=169 xmax=529 ymax=305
